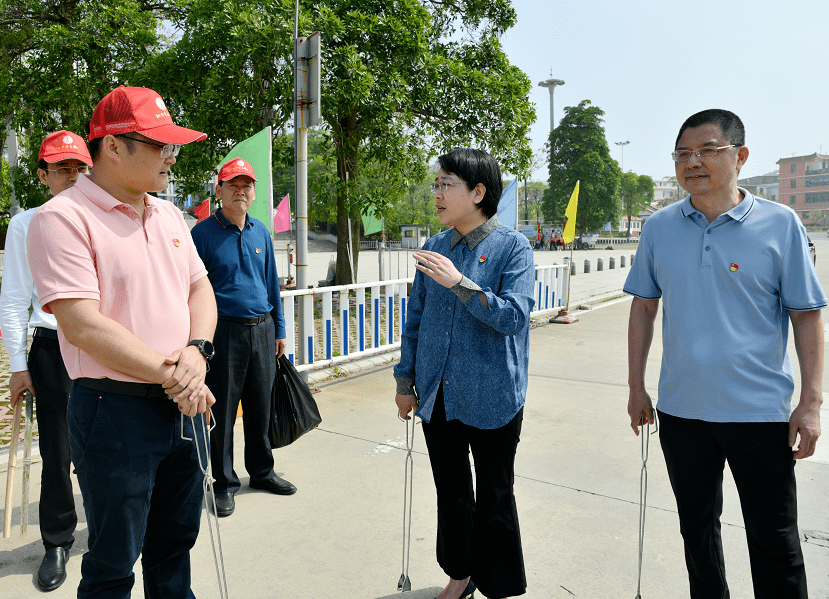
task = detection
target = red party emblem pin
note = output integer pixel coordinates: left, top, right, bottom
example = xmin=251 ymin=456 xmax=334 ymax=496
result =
xmin=255 ymin=248 xmax=261 ymax=254
xmin=730 ymin=262 xmax=739 ymax=272
xmin=172 ymin=238 xmax=181 ymax=247
xmin=479 ymin=255 xmax=487 ymax=263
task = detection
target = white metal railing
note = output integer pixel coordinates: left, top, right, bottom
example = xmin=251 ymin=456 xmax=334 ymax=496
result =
xmin=274 ymin=249 xmax=291 ymax=280
xmin=279 ymin=264 xmax=569 ymax=372
xmin=595 ymin=237 xmax=640 ymax=246
xmin=280 ymin=278 xmax=411 ymax=372
xmin=359 ymin=240 xmax=403 ymax=250
xmin=533 ymin=264 xmax=569 ymax=313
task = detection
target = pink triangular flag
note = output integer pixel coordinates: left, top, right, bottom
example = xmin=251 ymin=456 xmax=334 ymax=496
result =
xmin=274 ymin=194 xmax=291 ymax=233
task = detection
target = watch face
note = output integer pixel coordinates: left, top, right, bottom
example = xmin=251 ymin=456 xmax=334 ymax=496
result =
xmin=202 ymin=340 xmax=215 ymax=359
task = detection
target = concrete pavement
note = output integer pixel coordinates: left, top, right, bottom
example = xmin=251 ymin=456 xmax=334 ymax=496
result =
xmin=2 ymin=296 xmax=828 ymax=598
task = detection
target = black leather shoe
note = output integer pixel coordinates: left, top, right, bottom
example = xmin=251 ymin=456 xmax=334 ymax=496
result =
xmin=213 ymin=492 xmax=235 ymax=517
xmin=249 ymin=475 xmax=297 ymax=495
xmin=37 ymin=547 xmax=68 ymax=591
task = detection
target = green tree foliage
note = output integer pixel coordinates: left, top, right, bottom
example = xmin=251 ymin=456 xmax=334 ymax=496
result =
xmin=383 ymin=169 xmax=446 ymax=239
xmin=0 ymin=157 xmax=11 ymax=229
xmin=0 ymin=0 xmax=168 ymax=208
xmin=139 ymin=0 xmax=296 ymax=198
xmin=310 ymin=0 xmax=534 ymax=283
xmin=542 ymin=100 xmax=620 ymax=233
xmin=620 ymin=172 xmax=654 ymax=236
xmin=520 ymin=181 xmax=546 ymax=222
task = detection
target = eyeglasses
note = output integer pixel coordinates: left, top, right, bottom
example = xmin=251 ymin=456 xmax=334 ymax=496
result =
xmin=671 ymin=145 xmax=738 ymax=163
xmin=119 ymin=135 xmax=181 ymax=159
xmin=430 ymin=182 xmax=454 ymax=193
xmin=47 ymin=165 xmax=90 ymax=176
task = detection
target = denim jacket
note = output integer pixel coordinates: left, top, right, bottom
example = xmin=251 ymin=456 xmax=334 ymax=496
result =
xmin=394 ymin=217 xmax=535 ymax=429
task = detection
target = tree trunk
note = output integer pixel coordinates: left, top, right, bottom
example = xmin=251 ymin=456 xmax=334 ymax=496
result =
xmin=335 ymin=143 xmax=359 ymax=285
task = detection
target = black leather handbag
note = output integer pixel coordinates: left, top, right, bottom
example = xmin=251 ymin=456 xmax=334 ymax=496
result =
xmin=268 ymin=355 xmax=322 ymax=449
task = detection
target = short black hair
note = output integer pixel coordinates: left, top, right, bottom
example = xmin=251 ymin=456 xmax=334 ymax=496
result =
xmin=38 ymin=159 xmax=48 ymax=171
xmin=436 ymin=148 xmax=502 ymax=219
xmin=85 ymin=121 xmax=134 ymax=160
xmin=675 ymin=109 xmax=745 ymax=150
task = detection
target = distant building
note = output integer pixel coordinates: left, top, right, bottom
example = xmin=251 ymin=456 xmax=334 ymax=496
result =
xmin=653 ymin=177 xmax=678 ymax=204
xmin=777 ymin=152 xmax=829 ymax=225
xmin=619 ymin=215 xmax=642 ymax=236
xmin=737 ymin=171 xmax=778 ymax=202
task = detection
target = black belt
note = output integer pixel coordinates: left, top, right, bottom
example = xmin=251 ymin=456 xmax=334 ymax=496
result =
xmin=219 ymin=314 xmax=269 ymax=325
xmin=33 ymin=327 xmax=58 ymax=340
xmin=75 ymin=378 xmax=168 ymax=399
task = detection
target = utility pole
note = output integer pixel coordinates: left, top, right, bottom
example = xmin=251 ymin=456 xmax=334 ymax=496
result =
xmin=294 ymin=0 xmax=321 ymax=373
xmin=615 ymin=141 xmax=630 ymax=238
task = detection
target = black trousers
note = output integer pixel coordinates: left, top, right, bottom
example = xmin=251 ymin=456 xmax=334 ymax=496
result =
xmin=207 ymin=316 xmax=277 ymax=494
xmin=421 ymin=389 xmax=526 ymax=598
xmin=658 ymin=410 xmax=807 ymax=599
xmin=28 ymin=334 xmax=76 ymax=551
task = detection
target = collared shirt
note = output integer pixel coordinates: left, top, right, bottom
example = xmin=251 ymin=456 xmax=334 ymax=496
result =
xmin=624 ymin=189 xmax=827 ymax=422
xmin=0 ymin=208 xmax=58 ymax=372
xmin=394 ymin=216 xmax=536 ymax=429
xmin=190 ymin=209 xmax=286 ymax=338
xmin=27 ymin=175 xmax=208 ymax=382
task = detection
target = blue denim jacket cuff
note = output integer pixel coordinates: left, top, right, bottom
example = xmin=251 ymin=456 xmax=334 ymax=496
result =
xmin=451 ymin=276 xmax=481 ymax=303
xmin=395 ymin=376 xmax=415 ymax=395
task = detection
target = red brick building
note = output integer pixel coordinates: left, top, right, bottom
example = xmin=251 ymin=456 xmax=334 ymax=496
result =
xmin=777 ymin=153 xmax=829 ymax=222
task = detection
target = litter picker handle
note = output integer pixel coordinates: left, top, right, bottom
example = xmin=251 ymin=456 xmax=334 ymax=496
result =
xmin=3 ymin=400 xmax=23 ymax=538
xmin=21 ymin=391 xmax=34 ymax=533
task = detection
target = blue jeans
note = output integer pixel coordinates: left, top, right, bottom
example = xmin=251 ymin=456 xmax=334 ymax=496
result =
xmin=68 ymin=383 xmax=204 ymax=599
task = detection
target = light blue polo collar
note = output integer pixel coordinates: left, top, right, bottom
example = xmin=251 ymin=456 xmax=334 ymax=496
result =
xmin=680 ymin=188 xmax=755 ymax=223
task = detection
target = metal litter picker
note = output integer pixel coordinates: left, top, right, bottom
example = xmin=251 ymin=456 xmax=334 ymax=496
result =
xmin=635 ymin=414 xmax=657 ymax=599
xmin=21 ymin=390 xmax=34 ymax=534
xmin=397 ymin=405 xmax=419 ymax=592
xmin=182 ymin=410 xmax=229 ymax=599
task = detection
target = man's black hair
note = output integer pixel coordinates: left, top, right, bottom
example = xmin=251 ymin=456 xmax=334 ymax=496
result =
xmin=85 ymin=121 xmax=134 ymax=160
xmin=675 ymin=109 xmax=745 ymax=149
xmin=38 ymin=158 xmax=48 ymax=171
xmin=436 ymin=148 xmax=502 ymax=219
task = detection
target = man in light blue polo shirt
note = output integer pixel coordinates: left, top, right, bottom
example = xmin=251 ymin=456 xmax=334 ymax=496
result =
xmin=625 ymin=109 xmax=825 ymax=599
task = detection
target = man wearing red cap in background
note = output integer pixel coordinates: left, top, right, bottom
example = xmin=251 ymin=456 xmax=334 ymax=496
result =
xmin=191 ymin=158 xmax=292 ymax=519
xmin=27 ymin=86 xmax=218 ymax=599
xmin=0 ymin=130 xmax=92 ymax=591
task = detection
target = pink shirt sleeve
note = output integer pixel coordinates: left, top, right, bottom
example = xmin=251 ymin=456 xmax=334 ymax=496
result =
xmin=27 ymin=203 xmax=101 ymax=314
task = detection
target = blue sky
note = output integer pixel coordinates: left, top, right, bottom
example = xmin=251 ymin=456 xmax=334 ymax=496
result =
xmin=501 ymin=0 xmax=829 ymax=182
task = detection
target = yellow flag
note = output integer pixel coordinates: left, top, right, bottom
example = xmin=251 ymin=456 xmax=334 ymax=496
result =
xmin=562 ymin=180 xmax=580 ymax=243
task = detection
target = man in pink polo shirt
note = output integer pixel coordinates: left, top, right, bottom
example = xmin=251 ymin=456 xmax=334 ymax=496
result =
xmin=27 ymin=86 xmax=218 ymax=599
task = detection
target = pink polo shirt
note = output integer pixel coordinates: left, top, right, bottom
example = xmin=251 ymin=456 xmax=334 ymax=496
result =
xmin=27 ymin=175 xmax=208 ymax=383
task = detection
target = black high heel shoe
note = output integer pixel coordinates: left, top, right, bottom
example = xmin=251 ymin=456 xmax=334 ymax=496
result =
xmin=434 ymin=579 xmax=475 ymax=599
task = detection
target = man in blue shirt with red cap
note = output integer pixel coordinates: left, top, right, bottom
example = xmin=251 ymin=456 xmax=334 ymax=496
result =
xmin=191 ymin=158 xmax=294 ymax=518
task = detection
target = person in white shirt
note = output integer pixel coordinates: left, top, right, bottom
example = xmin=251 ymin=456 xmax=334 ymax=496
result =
xmin=0 ymin=130 xmax=92 ymax=592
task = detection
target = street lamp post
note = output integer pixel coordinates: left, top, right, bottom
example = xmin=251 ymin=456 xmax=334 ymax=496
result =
xmin=540 ymin=76 xmax=578 ymax=324
xmin=616 ymin=141 xmax=630 ymax=239
xmin=537 ymin=77 xmax=565 ymax=133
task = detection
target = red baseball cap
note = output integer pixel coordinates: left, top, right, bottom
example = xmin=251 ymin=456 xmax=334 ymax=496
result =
xmin=87 ymin=86 xmax=207 ymax=144
xmin=218 ymin=159 xmax=257 ymax=183
xmin=38 ymin=130 xmax=93 ymax=165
